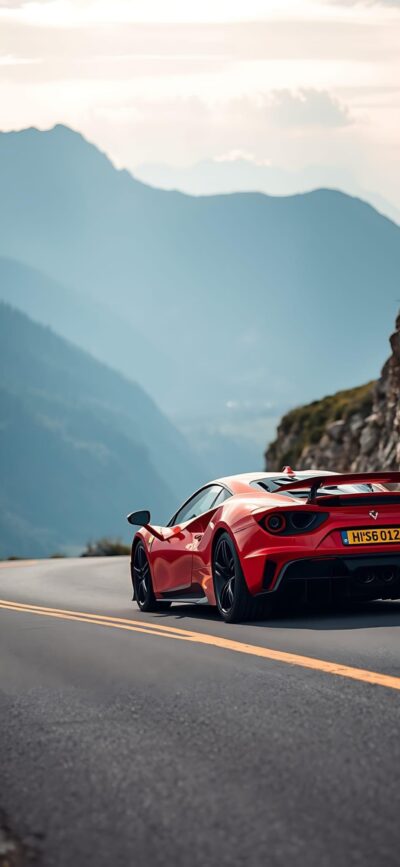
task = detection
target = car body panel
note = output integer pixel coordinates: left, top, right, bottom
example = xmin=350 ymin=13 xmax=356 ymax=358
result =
xmin=130 ymin=469 xmax=400 ymax=606
xmin=151 ymin=529 xmax=193 ymax=593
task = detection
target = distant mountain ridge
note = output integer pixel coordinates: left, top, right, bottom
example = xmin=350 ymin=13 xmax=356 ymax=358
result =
xmin=1 ymin=124 xmax=399 ymax=422
xmin=0 ymin=302 xmax=203 ymax=557
xmin=134 ymin=158 xmax=400 ymax=226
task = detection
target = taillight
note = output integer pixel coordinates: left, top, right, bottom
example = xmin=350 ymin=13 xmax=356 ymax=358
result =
xmin=264 ymin=513 xmax=287 ymax=533
xmin=261 ymin=511 xmax=328 ymax=535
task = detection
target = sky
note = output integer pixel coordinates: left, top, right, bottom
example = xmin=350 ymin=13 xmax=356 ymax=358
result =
xmin=1 ymin=0 xmax=400 ymax=210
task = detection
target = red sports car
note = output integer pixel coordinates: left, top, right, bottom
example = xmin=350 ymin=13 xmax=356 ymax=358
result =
xmin=127 ymin=467 xmax=400 ymax=622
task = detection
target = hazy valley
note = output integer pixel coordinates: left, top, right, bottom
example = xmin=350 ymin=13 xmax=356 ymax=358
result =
xmin=2 ymin=124 xmax=400 ymax=554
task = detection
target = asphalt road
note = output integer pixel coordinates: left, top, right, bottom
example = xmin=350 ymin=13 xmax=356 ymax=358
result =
xmin=1 ymin=557 xmax=400 ymax=867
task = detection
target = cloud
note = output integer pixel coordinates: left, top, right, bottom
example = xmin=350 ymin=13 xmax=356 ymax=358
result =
xmin=0 ymin=1 xmax=52 ymax=6
xmin=330 ymin=0 xmax=400 ymax=6
xmin=214 ymin=149 xmax=272 ymax=166
xmin=0 ymin=53 xmax=39 ymax=63
xmin=269 ymin=89 xmax=352 ymax=128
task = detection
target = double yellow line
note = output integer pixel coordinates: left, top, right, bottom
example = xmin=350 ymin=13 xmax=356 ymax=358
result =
xmin=1 ymin=598 xmax=400 ymax=692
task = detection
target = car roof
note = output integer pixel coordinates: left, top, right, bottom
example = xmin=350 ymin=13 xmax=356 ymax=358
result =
xmin=212 ymin=470 xmax=338 ymax=493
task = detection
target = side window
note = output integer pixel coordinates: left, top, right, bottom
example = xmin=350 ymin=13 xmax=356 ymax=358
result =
xmin=212 ymin=488 xmax=232 ymax=508
xmin=173 ymin=491 xmax=208 ymax=525
xmin=172 ymin=485 xmax=224 ymax=525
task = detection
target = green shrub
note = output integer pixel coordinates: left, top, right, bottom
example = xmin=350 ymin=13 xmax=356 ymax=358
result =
xmin=81 ymin=538 xmax=131 ymax=557
xmin=273 ymin=381 xmax=375 ymax=467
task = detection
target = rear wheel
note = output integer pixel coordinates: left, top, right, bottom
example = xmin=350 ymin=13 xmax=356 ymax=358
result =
xmin=213 ymin=532 xmax=264 ymax=623
xmin=133 ymin=543 xmax=171 ymax=613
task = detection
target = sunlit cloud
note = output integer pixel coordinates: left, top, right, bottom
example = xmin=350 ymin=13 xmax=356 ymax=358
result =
xmin=331 ymin=0 xmax=400 ymax=6
xmin=0 ymin=0 xmax=53 ymax=6
xmin=0 ymin=0 xmax=335 ymax=25
xmin=214 ymin=150 xmax=272 ymax=166
xmin=0 ymin=53 xmax=40 ymax=63
xmin=0 ymin=0 xmax=398 ymax=212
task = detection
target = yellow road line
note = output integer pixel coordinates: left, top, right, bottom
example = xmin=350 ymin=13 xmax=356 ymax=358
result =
xmin=0 ymin=560 xmax=38 ymax=569
xmin=0 ymin=599 xmax=399 ymax=692
xmin=0 ymin=599 xmax=193 ymax=635
xmin=0 ymin=602 xmax=181 ymax=639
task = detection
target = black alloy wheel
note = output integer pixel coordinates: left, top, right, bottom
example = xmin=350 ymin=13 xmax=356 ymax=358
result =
xmin=133 ymin=543 xmax=171 ymax=612
xmin=213 ymin=532 xmax=264 ymax=623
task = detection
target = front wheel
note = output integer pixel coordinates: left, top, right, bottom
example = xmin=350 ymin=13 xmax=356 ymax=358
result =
xmin=133 ymin=543 xmax=171 ymax=613
xmin=213 ymin=532 xmax=264 ymax=623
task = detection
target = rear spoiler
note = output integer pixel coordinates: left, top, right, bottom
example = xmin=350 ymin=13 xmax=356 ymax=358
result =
xmin=277 ymin=472 xmax=400 ymax=504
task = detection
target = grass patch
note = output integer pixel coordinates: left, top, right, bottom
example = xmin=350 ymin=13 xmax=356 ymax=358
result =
xmin=275 ymin=381 xmax=375 ymax=467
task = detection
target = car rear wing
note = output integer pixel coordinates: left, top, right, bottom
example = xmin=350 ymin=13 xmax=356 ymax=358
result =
xmin=276 ymin=472 xmax=400 ymax=504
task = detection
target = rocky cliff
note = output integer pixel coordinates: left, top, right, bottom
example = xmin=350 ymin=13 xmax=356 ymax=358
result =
xmin=266 ymin=313 xmax=400 ymax=472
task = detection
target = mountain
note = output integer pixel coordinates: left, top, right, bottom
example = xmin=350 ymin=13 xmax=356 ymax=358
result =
xmin=265 ymin=313 xmax=400 ymax=473
xmin=1 ymin=124 xmax=400 ymax=426
xmin=0 ymin=257 xmax=176 ymax=409
xmin=134 ymin=158 xmax=400 ymax=226
xmin=0 ymin=260 xmax=266 ymax=477
xmin=0 ymin=303 xmax=203 ymax=558
xmin=265 ymin=382 xmax=375 ymax=471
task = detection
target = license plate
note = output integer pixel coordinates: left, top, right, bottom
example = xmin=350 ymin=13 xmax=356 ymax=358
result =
xmin=341 ymin=527 xmax=400 ymax=546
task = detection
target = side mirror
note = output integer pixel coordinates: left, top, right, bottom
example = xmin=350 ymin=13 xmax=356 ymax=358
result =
xmin=127 ymin=510 xmax=151 ymax=527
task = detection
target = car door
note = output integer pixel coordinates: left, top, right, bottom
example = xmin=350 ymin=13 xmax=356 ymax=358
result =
xmin=152 ymin=486 xmax=224 ymax=594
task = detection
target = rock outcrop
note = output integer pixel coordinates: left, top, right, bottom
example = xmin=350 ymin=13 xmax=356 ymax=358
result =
xmin=266 ymin=313 xmax=400 ymax=472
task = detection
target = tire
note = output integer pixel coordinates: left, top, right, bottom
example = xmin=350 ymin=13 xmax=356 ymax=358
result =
xmin=212 ymin=532 xmax=263 ymax=623
xmin=132 ymin=543 xmax=171 ymax=613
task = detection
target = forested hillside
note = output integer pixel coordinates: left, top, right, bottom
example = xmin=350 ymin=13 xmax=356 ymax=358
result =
xmin=0 ymin=303 xmax=202 ymax=557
